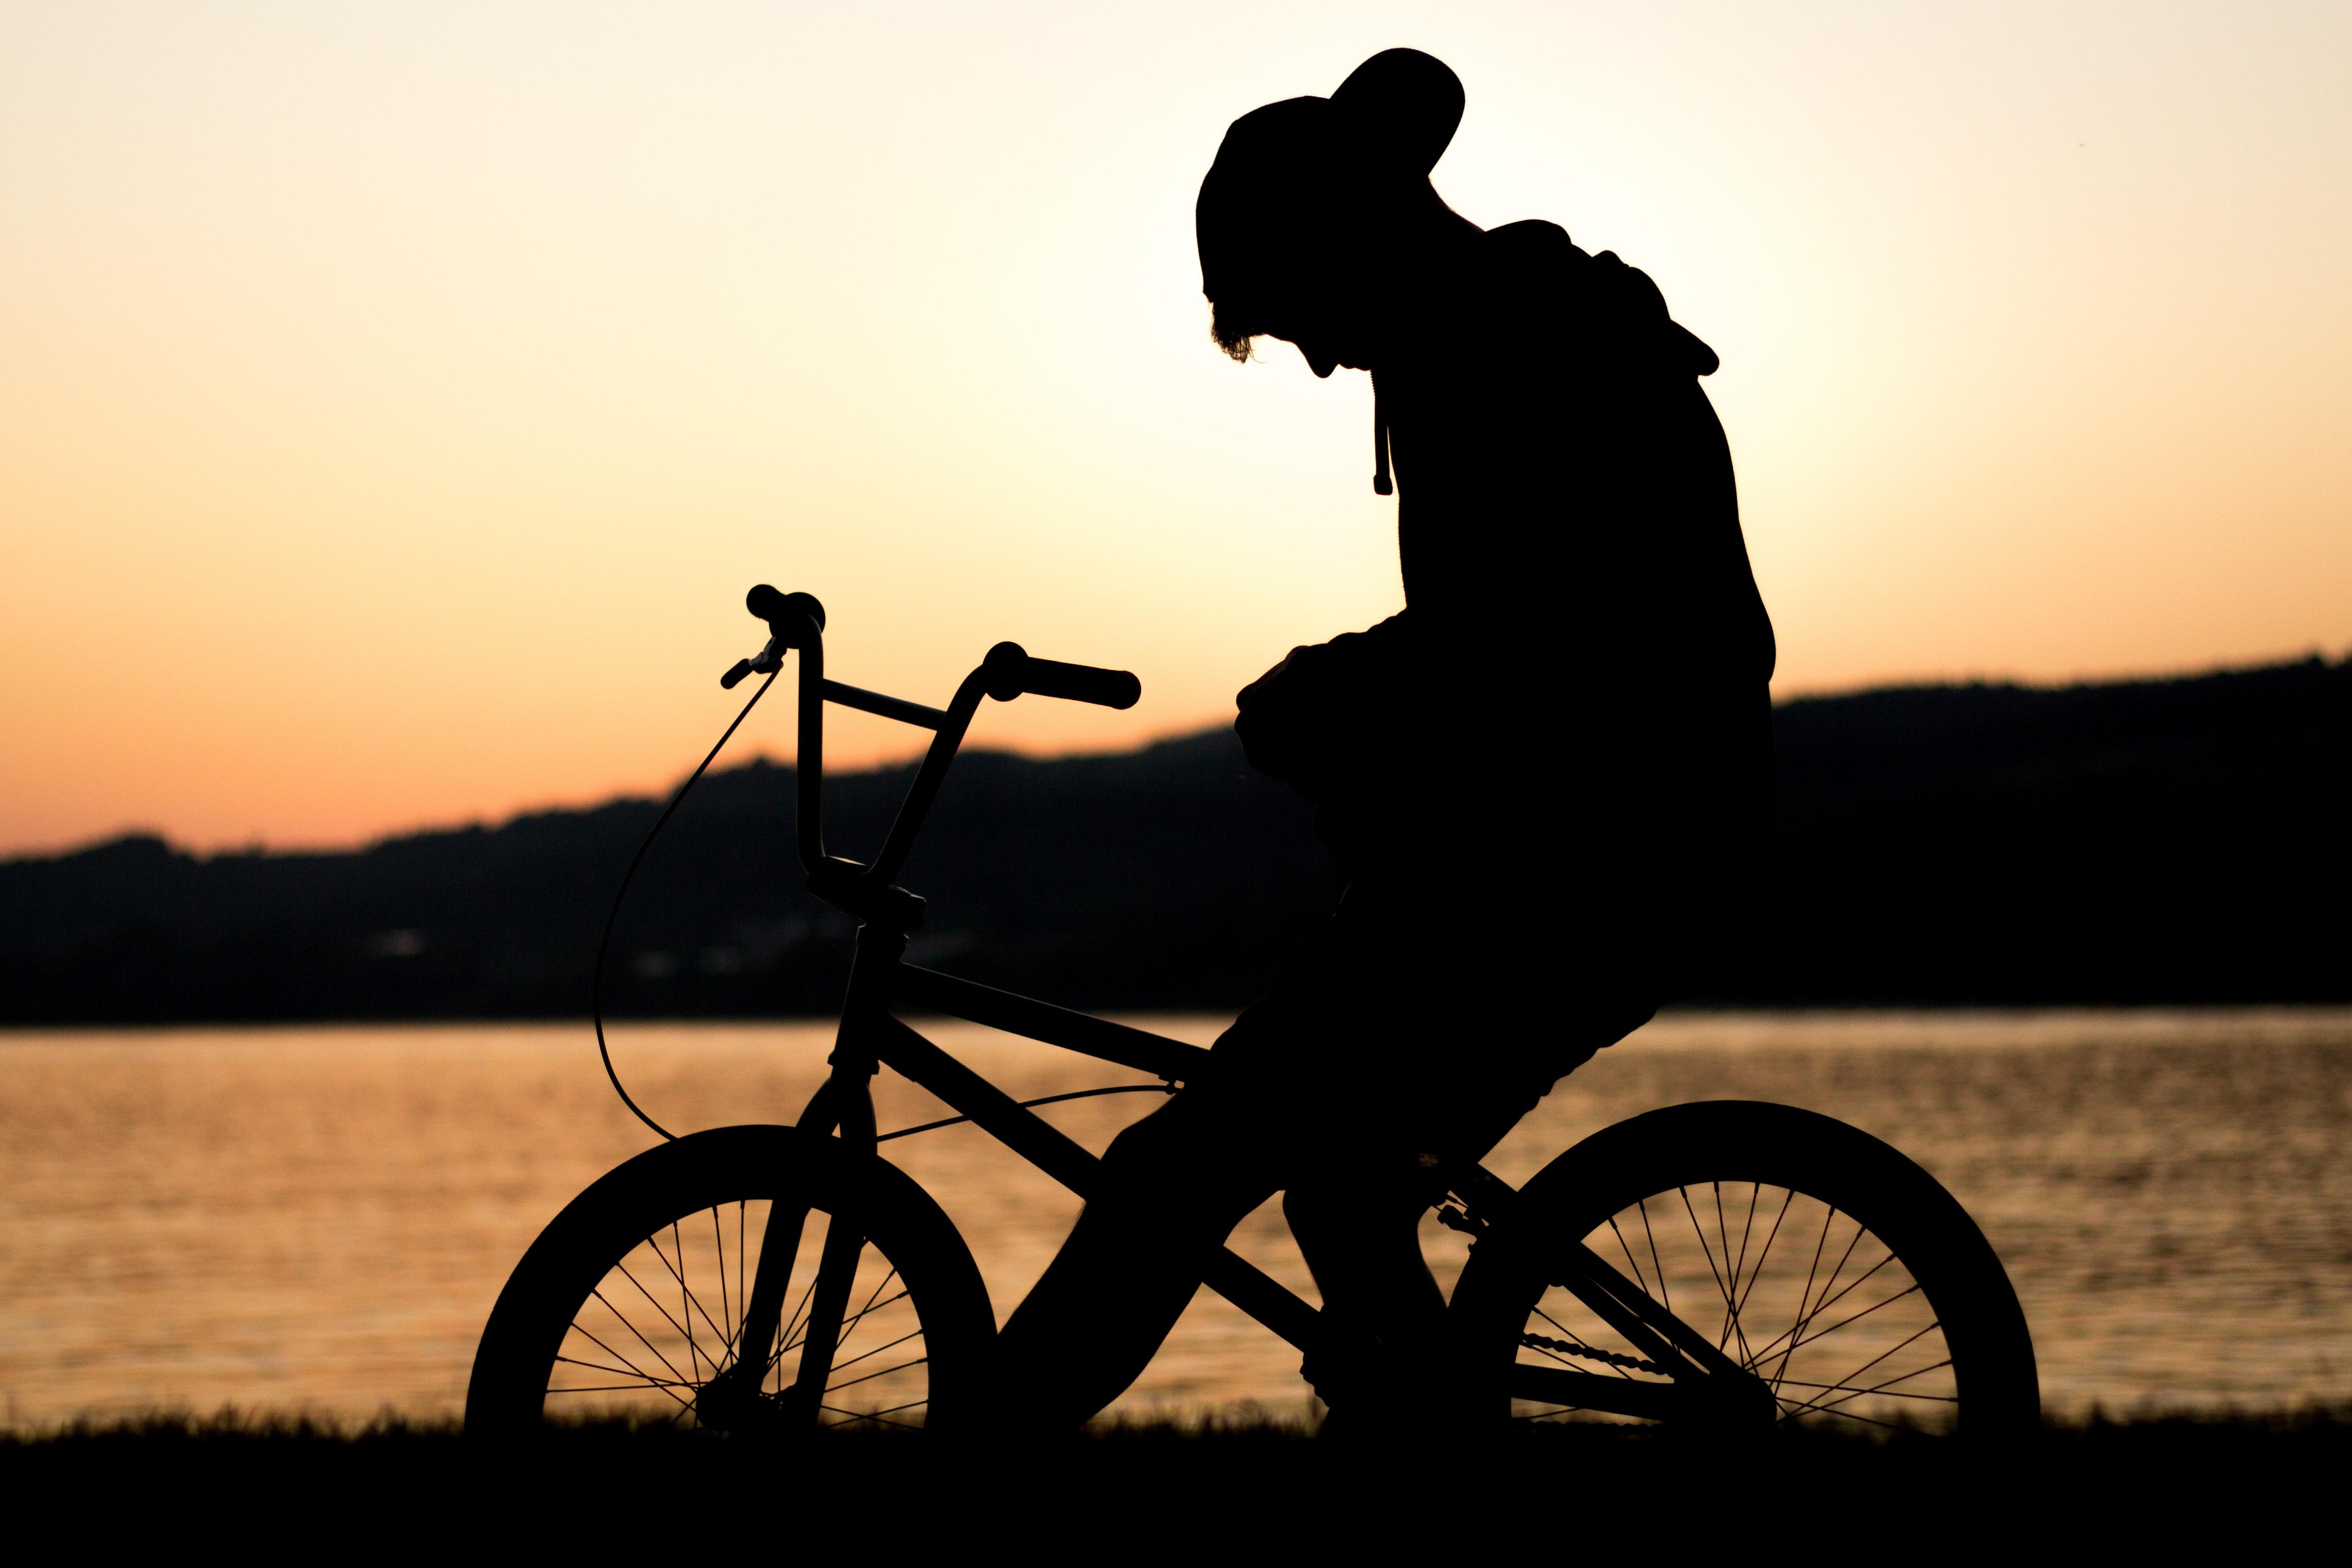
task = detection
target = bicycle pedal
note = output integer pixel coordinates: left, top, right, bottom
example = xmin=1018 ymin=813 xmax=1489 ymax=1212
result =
xmin=1433 ymin=1201 xmax=1485 ymax=1237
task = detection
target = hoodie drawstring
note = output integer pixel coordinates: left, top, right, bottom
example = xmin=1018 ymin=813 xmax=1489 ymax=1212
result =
xmin=1371 ymin=376 xmax=1393 ymax=496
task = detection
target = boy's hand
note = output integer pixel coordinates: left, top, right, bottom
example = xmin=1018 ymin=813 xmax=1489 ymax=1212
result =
xmin=1233 ymin=613 xmax=1421 ymax=800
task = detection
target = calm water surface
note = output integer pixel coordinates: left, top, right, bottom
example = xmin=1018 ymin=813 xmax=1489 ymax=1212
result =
xmin=3 ymin=1010 xmax=2349 ymax=1424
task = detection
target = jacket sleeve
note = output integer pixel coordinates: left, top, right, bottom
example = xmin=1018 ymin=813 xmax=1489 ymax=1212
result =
xmin=1233 ymin=611 xmax=1424 ymax=801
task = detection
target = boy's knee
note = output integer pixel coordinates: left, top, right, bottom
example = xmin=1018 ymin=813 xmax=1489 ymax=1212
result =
xmin=1097 ymin=1101 xmax=1193 ymax=1183
xmin=1281 ymin=1182 xmax=1337 ymax=1234
xmin=1096 ymin=1090 xmax=1279 ymax=1222
xmin=1096 ymin=1091 xmax=1263 ymax=1206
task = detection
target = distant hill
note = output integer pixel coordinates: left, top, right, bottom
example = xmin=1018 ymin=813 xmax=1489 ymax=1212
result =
xmin=1764 ymin=653 xmax=2350 ymax=1004
xmin=3 ymin=654 xmax=2346 ymax=1021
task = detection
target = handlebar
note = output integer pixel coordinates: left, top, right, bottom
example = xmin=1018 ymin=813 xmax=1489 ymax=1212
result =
xmin=982 ymin=642 xmax=1141 ymax=710
xmin=717 ymin=585 xmax=1142 ymax=920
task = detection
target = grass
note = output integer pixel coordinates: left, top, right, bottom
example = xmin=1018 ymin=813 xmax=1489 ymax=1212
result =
xmin=7 ymin=1403 xmax=2348 ymax=1540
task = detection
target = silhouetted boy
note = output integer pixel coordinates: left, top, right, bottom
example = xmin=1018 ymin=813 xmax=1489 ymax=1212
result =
xmin=984 ymin=48 xmax=1775 ymax=1428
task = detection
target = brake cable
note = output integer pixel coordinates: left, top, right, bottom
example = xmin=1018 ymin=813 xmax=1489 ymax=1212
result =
xmin=594 ymin=667 xmax=783 ymax=1142
xmin=877 ymin=1081 xmax=1173 ymax=1143
xmin=593 ymin=664 xmax=1180 ymax=1145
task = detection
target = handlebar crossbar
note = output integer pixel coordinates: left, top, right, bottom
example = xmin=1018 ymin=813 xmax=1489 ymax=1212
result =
xmin=822 ymin=679 xmax=948 ymax=731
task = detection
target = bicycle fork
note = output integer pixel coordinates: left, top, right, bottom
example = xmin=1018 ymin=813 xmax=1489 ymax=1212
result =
xmin=703 ymin=930 xmax=896 ymax=1431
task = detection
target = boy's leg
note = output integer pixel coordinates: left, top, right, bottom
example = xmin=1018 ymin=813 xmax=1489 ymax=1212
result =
xmin=1283 ymin=1167 xmax=1447 ymax=1414
xmin=978 ymin=1087 xmax=1278 ymax=1429
xmin=975 ymin=904 xmax=1365 ymax=1428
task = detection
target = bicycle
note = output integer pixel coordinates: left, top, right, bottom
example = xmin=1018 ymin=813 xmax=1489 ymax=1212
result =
xmin=466 ymin=585 xmax=2039 ymax=1436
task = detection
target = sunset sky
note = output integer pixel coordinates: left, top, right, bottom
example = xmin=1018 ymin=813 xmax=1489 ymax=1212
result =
xmin=4 ymin=1 xmax=2347 ymax=855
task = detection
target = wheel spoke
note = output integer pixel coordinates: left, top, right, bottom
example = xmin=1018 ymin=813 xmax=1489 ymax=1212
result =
xmin=1779 ymin=1401 xmax=1920 ymax=1434
xmin=828 ymin=1327 xmax=924 ymax=1376
xmin=568 ymin=1317 xmax=693 ymax=1408
xmin=610 ymin=1262 xmax=698 ymax=1365
xmin=819 ymin=1396 xmax=929 ymax=1428
xmin=1720 ymin=1183 xmax=1763 ymax=1368
xmin=769 ymin=1271 xmax=822 ymax=1375
xmin=1768 ymin=1214 xmax=1871 ymax=1379
xmin=1729 ymin=1182 xmax=1761 ymax=1296
xmin=820 ymin=1406 xmax=925 ymax=1430
xmin=1776 ymin=1319 xmax=1943 ymax=1422
xmin=668 ymin=1223 xmax=703 ymax=1380
xmin=590 ymin=1283 xmax=694 ymax=1387
xmin=1803 ymin=1355 xmax=1957 ymax=1411
xmin=1751 ymin=1257 xmax=1905 ymax=1367
xmin=710 ymin=1206 xmax=732 ymax=1354
xmin=555 ymin=1352 xmax=686 ymax=1385
xmin=827 ymin=1355 xmax=929 ymax=1395
xmin=1637 ymin=1199 xmax=1669 ymax=1313
xmin=643 ymin=1227 xmax=741 ymax=1369
xmin=1773 ymin=1202 xmax=1839 ymax=1386
xmin=1677 ymin=1185 xmax=1744 ymax=1359
xmin=550 ymin=1383 xmax=700 ymax=1395
xmin=1729 ymin=1189 xmax=1798 ymax=1330
xmin=841 ymin=1265 xmax=902 ymax=1343
xmin=1787 ymin=1276 xmax=1921 ymax=1359
xmin=1606 ymin=1214 xmax=1650 ymax=1296
xmin=1706 ymin=1182 xmax=1741 ymax=1353
xmin=1772 ymin=1371 xmax=1956 ymax=1402
xmin=1779 ymin=1335 xmax=1949 ymax=1424
xmin=835 ymin=1287 xmax=910 ymax=1350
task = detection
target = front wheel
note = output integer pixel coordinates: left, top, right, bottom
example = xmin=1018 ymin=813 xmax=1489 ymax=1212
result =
xmin=467 ymin=1125 xmax=995 ymax=1433
xmin=1450 ymin=1101 xmax=2038 ymax=1435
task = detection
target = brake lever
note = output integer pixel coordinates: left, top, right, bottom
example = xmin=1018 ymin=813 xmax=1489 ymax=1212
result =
xmin=719 ymin=634 xmax=786 ymax=690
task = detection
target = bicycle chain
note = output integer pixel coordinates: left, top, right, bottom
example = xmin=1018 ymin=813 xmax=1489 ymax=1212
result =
xmin=1519 ymin=1330 xmax=1665 ymax=1376
xmin=1438 ymin=1199 xmax=1668 ymax=1376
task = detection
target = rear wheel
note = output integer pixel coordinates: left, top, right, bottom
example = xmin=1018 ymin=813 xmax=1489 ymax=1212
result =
xmin=1450 ymin=1101 xmax=2038 ymax=1435
xmin=467 ymin=1124 xmax=994 ymax=1433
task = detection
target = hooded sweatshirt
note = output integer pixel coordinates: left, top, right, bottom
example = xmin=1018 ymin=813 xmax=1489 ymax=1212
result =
xmin=1235 ymin=219 xmax=1775 ymax=951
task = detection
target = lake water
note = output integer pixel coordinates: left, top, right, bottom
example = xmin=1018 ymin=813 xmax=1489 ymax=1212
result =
xmin=3 ymin=1010 xmax=2349 ymax=1426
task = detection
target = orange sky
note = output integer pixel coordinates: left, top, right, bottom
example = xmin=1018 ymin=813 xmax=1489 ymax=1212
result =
xmin=4 ymin=1 xmax=2348 ymax=855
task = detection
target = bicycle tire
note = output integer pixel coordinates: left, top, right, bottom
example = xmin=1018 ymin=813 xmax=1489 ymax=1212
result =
xmin=1450 ymin=1101 xmax=2039 ymax=1434
xmin=466 ymin=1124 xmax=994 ymax=1433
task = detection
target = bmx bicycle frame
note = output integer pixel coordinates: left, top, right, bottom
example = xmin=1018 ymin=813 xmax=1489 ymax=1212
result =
xmin=735 ymin=603 xmax=1771 ymax=1426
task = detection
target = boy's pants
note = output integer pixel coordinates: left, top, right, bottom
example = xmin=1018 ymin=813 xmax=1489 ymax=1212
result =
xmin=980 ymin=877 xmax=1659 ymax=1426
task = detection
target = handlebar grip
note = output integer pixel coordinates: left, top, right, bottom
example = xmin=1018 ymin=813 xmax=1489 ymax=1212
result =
xmin=982 ymin=643 xmax=1141 ymax=710
xmin=1024 ymin=656 xmax=1142 ymax=710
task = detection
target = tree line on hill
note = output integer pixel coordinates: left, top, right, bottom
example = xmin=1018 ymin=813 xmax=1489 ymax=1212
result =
xmin=3 ymin=653 xmax=2346 ymax=1023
